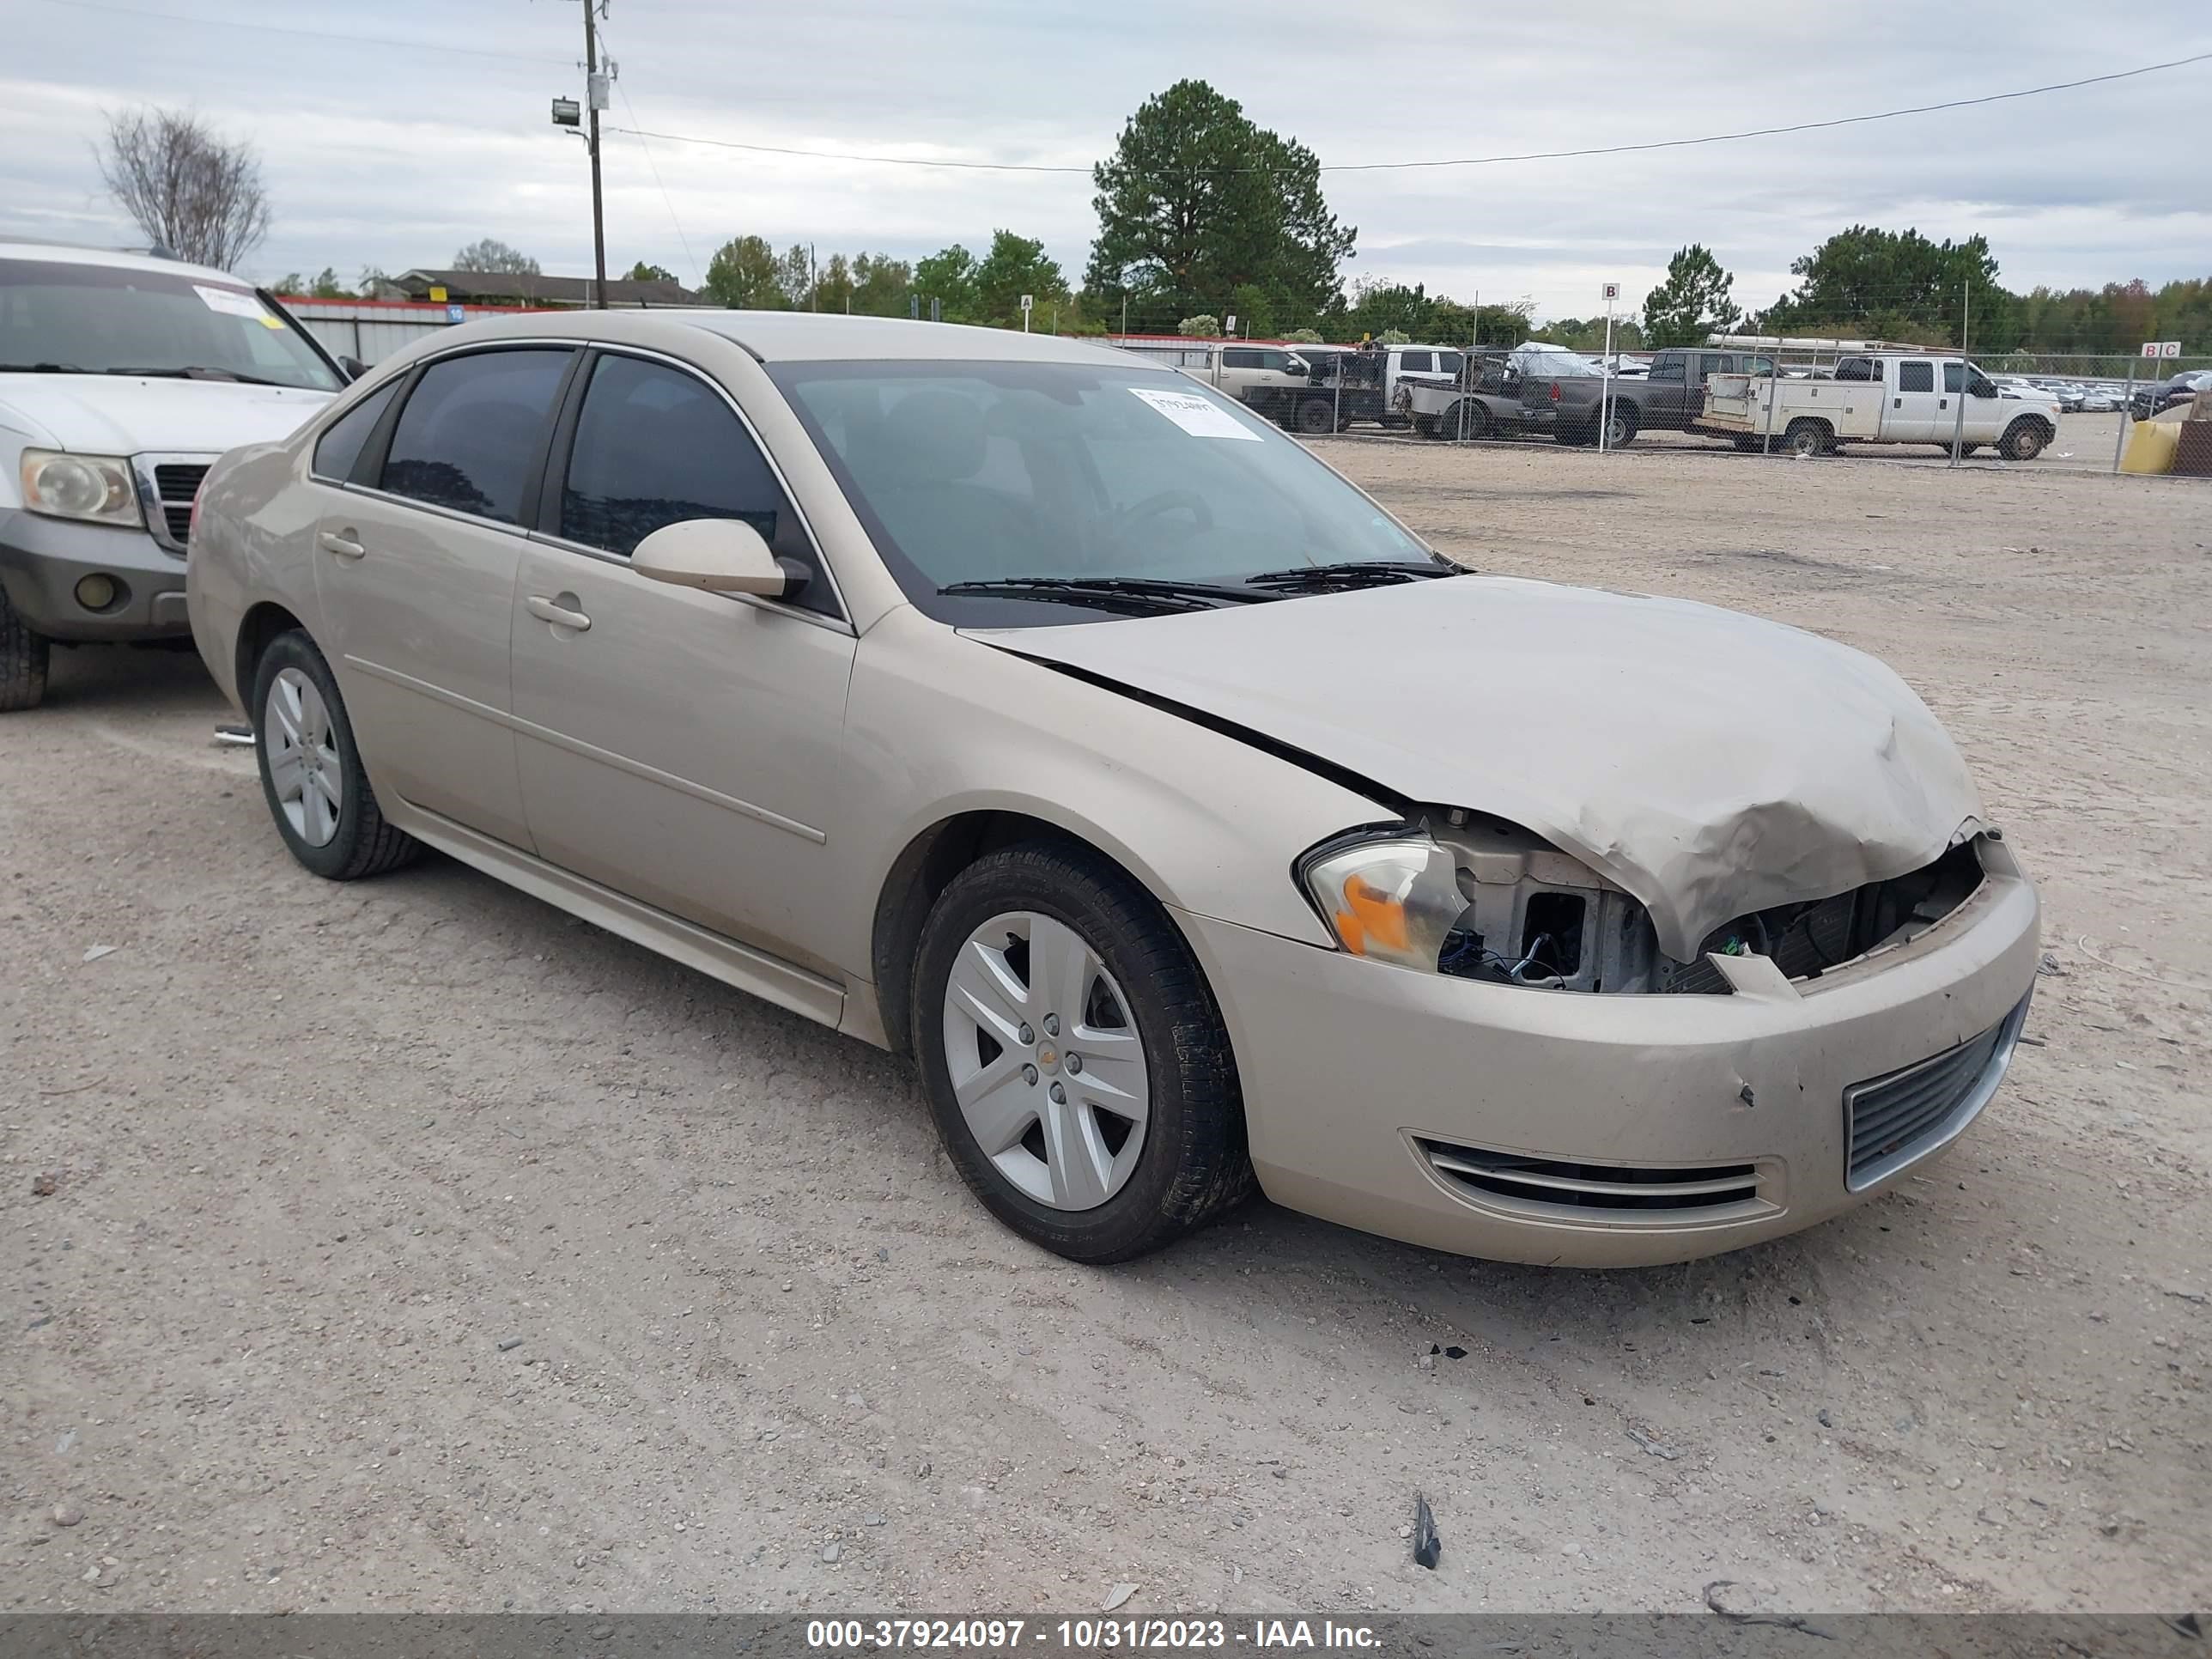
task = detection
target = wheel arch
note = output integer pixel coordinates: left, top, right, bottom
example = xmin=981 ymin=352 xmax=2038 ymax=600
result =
xmin=871 ymin=807 xmax=1187 ymax=1059
xmin=234 ymin=599 xmax=310 ymax=712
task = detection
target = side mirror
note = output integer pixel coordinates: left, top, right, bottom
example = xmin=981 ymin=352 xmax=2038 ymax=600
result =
xmin=633 ymin=517 xmax=807 ymax=599
xmin=337 ymin=355 xmax=368 ymax=382
xmin=1285 ymin=361 xmax=1309 ymax=377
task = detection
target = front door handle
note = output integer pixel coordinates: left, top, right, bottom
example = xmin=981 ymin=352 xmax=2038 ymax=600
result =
xmin=318 ymin=529 xmax=366 ymax=560
xmin=526 ymin=594 xmax=592 ymax=632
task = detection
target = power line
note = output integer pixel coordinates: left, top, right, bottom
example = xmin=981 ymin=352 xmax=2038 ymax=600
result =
xmin=39 ymin=0 xmax=572 ymax=65
xmin=594 ymin=21 xmax=703 ymax=289
xmin=609 ymin=49 xmax=2212 ymax=176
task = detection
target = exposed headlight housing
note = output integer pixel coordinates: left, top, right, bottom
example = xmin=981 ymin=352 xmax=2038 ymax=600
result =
xmin=21 ymin=449 xmax=141 ymax=528
xmin=1297 ymin=833 xmax=1468 ymax=973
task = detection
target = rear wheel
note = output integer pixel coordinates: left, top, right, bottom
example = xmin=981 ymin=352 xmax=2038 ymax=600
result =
xmin=1294 ymin=398 xmax=1334 ymax=435
xmin=0 ymin=586 xmax=50 ymax=712
xmin=251 ymin=630 xmax=422 ymax=881
xmin=1784 ymin=419 xmax=1831 ymax=458
xmin=914 ymin=841 xmax=1254 ymax=1262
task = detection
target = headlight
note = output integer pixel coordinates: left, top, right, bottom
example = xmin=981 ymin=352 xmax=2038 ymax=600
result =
xmin=1298 ymin=834 xmax=1467 ymax=971
xmin=20 ymin=450 xmax=141 ymax=527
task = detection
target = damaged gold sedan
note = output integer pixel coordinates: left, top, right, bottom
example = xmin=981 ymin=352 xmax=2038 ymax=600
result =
xmin=186 ymin=312 xmax=2039 ymax=1266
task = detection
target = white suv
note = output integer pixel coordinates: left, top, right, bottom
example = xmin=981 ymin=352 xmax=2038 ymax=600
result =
xmin=0 ymin=241 xmax=344 ymax=708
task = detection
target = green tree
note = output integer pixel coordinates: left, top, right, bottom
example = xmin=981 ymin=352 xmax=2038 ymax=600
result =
xmin=274 ymin=265 xmax=348 ymax=298
xmin=626 ymin=261 xmax=678 ymax=283
xmin=1765 ymin=226 xmax=2021 ymax=350
xmin=774 ymin=245 xmax=815 ymax=307
xmin=702 ymin=234 xmax=787 ymax=308
xmin=972 ymin=229 xmax=1069 ymax=328
xmin=850 ymin=252 xmax=914 ymax=317
xmin=1178 ymin=314 xmax=1222 ymax=337
xmin=1641 ymin=244 xmax=1740 ymax=347
xmin=1085 ymin=80 xmax=1355 ymax=333
xmin=811 ymin=252 xmax=854 ymax=313
xmin=451 ymin=237 xmax=538 ymax=275
xmin=915 ymin=244 xmax=980 ymax=320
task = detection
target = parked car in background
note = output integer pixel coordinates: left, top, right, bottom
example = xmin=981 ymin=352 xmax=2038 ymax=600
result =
xmin=1705 ymin=353 xmax=2058 ymax=459
xmin=0 ymin=241 xmax=344 ymax=708
xmin=2077 ymin=386 xmax=2116 ymax=412
xmin=1397 ymin=348 xmax=1555 ymax=441
xmin=2133 ymin=368 xmax=2212 ymax=420
xmin=1170 ymin=341 xmax=1314 ymax=405
xmin=1492 ymin=343 xmax=1777 ymax=449
xmin=186 ymin=310 xmax=2039 ymax=1267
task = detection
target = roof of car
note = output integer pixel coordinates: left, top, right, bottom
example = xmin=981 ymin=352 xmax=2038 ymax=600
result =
xmin=408 ymin=307 xmax=1158 ymax=368
xmin=0 ymin=239 xmax=252 ymax=287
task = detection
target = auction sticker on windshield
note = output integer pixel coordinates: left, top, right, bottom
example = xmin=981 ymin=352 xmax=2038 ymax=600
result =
xmin=194 ymin=284 xmax=283 ymax=325
xmin=1128 ymin=386 xmax=1262 ymax=441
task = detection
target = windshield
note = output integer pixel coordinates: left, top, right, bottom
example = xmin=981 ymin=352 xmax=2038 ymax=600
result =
xmin=769 ymin=360 xmax=1432 ymax=625
xmin=0 ymin=258 xmax=341 ymax=391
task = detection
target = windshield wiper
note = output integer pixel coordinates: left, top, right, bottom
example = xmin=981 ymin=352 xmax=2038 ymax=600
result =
xmin=939 ymin=576 xmax=1277 ymax=614
xmin=106 ymin=365 xmax=285 ymax=386
xmin=1243 ymin=559 xmax=1462 ymax=591
xmin=0 ymin=362 xmax=87 ymax=373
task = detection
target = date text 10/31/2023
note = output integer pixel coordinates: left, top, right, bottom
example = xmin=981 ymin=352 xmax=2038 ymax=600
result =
xmin=805 ymin=1619 xmax=1382 ymax=1650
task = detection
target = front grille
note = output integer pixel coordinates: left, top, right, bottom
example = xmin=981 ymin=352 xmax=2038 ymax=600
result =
xmin=1844 ymin=996 xmax=2029 ymax=1189
xmin=1417 ymin=1138 xmax=1765 ymax=1220
xmin=137 ymin=458 xmax=213 ymax=554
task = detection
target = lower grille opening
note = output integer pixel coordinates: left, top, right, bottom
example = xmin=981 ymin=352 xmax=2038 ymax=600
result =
xmin=1844 ymin=995 xmax=2028 ymax=1188
xmin=1417 ymin=1138 xmax=1764 ymax=1219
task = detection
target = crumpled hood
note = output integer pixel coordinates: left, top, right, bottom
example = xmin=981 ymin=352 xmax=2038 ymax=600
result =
xmin=975 ymin=575 xmax=1984 ymax=960
xmin=0 ymin=374 xmax=331 ymax=456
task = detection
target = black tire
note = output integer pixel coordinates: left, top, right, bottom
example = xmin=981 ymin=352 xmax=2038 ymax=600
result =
xmin=1601 ymin=403 xmax=1639 ymax=448
xmin=0 ymin=584 xmax=51 ymax=713
xmin=250 ymin=629 xmax=422 ymax=881
xmin=1294 ymin=398 xmax=1334 ymax=435
xmin=1999 ymin=420 xmax=2049 ymax=461
xmin=1784 ymin=419 xmax=1831 ymax=458
xmin=913 ymin=840 xmax=1255 ymax=1263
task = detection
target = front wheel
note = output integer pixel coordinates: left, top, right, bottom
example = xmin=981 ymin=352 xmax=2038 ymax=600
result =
xmin=0 ymin=585 xmax=51 ymax=712
xmin=1999 ymin=420 xmax=2049 ymax=461
xmin=914 ymin=842 xmax=1254 ymax=1262
xmin=251 ymin=630 xmax=422 ymax=881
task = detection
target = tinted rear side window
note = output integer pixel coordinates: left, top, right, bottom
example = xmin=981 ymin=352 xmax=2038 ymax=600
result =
xmin=380 ymin=349 xmax=572 ymax=525
xmin=556 ymin=353 xmax=831 ymax=612
xmin=311 ymin=381 xmax=399 ymax=483
xmin=1898 ymin=361 xmax=1934 ymax=392
xmin=1399 ymin=351 xmax=1433 ymax=373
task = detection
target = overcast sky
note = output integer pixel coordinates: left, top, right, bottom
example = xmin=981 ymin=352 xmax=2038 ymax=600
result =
xmin=3 ymin=0 xmax=2208 ymax=323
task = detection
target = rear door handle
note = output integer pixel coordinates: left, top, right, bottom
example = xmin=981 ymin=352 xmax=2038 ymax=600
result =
xmin=318 ymin=529 xmax=366 ymax=560
xmin=525 ymin=594 xmax=592 ymax=632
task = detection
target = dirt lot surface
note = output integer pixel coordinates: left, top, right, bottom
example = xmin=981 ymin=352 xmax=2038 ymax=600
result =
xmin=5 ymin=442 xmax=2208 ymax=1617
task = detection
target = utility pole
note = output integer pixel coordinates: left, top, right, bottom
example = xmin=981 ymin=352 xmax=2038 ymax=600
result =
xmin=582 ymin=0 xmax=608 ymax=308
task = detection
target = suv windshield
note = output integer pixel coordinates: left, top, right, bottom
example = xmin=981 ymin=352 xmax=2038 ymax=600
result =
xmin=769 ymin=360 xmax=1432 ymax=624
xmin=0 ymin=258 xmax=341 ymax=392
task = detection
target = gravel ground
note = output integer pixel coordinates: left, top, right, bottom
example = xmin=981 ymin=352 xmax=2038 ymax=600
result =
xmin=3 ymin=441 xmax=2208 ymax=1617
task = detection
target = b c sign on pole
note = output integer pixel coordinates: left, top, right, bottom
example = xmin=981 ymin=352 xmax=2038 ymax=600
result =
xmin=2144 ymin=340 xmax=2182 ymax=358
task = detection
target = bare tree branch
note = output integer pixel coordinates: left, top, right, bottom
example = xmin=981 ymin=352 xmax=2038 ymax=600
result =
xmin=96 ymin=108 xmax=271 ymax=272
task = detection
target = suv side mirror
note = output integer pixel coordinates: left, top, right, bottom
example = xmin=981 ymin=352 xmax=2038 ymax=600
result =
xmin=337 ymin=355 xmax=368 ymax=382
xmin=633 ymin=517 xmax=806 ymax=598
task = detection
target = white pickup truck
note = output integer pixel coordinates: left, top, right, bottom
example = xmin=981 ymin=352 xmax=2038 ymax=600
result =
xmin=1704 ymin=353 xmax=2059 ymax=461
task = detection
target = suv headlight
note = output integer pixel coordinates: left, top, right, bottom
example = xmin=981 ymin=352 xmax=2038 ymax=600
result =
xmin=21 ymin=450 xmax=141 ymax=528
xmin=1298 ymin=834 xmax=1467 ymax=971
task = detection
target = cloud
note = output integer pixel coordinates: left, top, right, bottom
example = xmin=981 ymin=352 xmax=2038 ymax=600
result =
xmin=3 ymin=0 xmax=2208 ymax=319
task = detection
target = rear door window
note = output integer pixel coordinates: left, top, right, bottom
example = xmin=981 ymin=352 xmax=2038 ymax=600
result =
xmin=311 ymin=381 xmax=400 ymax=483
xmin=380 ymin=349 xmax=573 ymax=525
xmin=1399 ymin=350 xmax=1434 ymax=373
xmin=1897 ymin=361 xmax=1935 ymax=392
xmin=554 ymin=352 xmax=833 ymax=613
xmin=1220 ymin=348 xmax=1261 ymax=369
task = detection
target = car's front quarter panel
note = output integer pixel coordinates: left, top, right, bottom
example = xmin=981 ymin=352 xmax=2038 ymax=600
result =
xmin=835 ymin=604 xmax=1393 ymax=994
xmin=186 ymin=438 xmax=320 ymax=712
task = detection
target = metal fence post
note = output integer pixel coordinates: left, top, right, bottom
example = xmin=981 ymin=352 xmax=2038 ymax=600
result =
xmin=2114 ymin=358 xmax=2136 ymax=471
